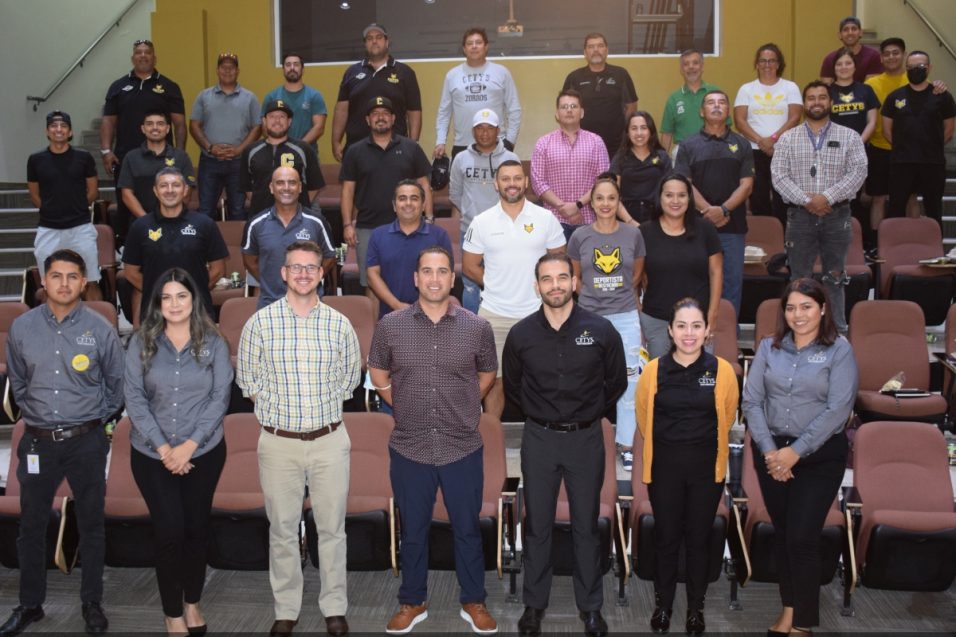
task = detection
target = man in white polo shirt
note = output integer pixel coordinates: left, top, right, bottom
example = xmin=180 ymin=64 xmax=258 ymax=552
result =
xmin=463 ymin=160 xmax=566 ymax=417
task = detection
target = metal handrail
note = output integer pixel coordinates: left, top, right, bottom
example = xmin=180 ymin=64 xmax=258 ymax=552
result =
xmin=26 ymin=0 xmax=141 ymax=111
xmin=903 ymin=0 xmax=956 ymax=62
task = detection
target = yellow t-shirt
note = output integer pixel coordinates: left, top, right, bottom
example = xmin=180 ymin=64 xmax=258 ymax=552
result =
xmin=865 ymin=72 xmax=908 ymax=149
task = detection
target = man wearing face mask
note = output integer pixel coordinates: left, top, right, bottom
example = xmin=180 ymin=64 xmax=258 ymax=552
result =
xmin=881 ymin=51 xmax=955 ymax=224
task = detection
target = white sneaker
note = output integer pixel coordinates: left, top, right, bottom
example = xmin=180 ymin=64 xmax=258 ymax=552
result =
xmin=621 ymin=450 xmax=634 ymax=472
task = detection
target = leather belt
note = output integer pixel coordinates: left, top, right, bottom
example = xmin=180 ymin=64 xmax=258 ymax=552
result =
xmin=531 ymin=418 xmax=597 ymax=433
xmin=832 ymin=200 xmax=851 ymax=208
xmin=262 ymin=422 xmax=341 ymax=441
xmin=25 ymin=419 xmax=101 ymax=442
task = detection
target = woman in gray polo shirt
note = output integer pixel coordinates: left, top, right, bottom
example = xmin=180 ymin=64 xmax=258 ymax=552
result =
xmin=742 ymin=278 xmax=858 ymax=636
xmin=124 ymin=267 xmax=233 ymax=635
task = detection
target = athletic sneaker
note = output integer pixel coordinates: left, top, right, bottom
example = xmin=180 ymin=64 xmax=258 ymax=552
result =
xmin=621 ymin=450 xmax=634 ymax=472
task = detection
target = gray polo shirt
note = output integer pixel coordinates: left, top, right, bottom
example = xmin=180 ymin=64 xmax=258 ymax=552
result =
xmin=6 ymin=303 xmax=125 ymax=428
xmin=124 ymin=331 xmax=233 ymax=459
xmin=241 ymin=205 xmax=336 ymax=308
xmin=190 ymin=83 xmax=261 ymax=157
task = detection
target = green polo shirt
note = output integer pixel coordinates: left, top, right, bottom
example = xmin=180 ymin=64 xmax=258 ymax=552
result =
xmin=661 ymin=81 xmax=726 ymax=144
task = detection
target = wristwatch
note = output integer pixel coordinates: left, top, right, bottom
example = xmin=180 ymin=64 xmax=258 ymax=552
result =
xmin=575 ymin=201 xmax=584 ymax=210
xmin=720 ymin=205 xmax=730 ymax=218
xmin=100 ymin=148 xmax=112 ymax=156
xmin=424 ymin=216 xmax=435 ymax=224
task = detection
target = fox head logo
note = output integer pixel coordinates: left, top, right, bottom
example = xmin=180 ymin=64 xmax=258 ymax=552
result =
xmin=148 ymin=228 xmax=162 ymax=242
xmin=839 ymin=92 xmax=854 ymax=103
xmin=895 ymin=98 xmax=907 ymax=109
xmin=593 ymin=247 xmax=621 ymax=274
xmin=523 ymin=223 xmax=534 ymax=233
xmin=164 ymin=157 xmax=175 ymax=166
xmin=728 ymin=143 xmax=739 ymax=153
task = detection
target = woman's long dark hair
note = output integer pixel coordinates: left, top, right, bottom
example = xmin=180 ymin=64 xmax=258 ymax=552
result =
xmin=613 ymin=110 xmax=664 ymax=165
xmin=139 ymin=267 xmax=220 ymax=371
xmin=650 ymin=171 xmax=699 ymax=240
xmin=772 ymin=278 xmax=839 ymax=349
xmin=668 ymin=296 xmax=707 ymax=354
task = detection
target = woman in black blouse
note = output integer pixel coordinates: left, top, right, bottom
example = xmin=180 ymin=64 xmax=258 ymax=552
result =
xmin=610 ymin=111 xmax=671 ymax=224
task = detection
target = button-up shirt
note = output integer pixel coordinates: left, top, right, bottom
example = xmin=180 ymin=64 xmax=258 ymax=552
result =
xmin=771 ymin=121 xmax=867 ymax=208
xmin=236 ymin=297 xmax=361 ymax=432
xmin=368 ymin=302 xmax=497 ymax=465
xmin=742 ymin=334 xmax=858 ymax=457
xmin=124 ymin=331 xmax=233 ymax=459
xmin=502 ymin=303 xmax=627 ymax=424
xmin=6 ymin=303 xmax=124 ymax=428
xmin=530 ymin=128 xmax=609 ymax=224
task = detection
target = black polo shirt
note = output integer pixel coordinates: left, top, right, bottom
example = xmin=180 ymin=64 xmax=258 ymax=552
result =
xmin=337 ymin=56 xmax=422 ymax=145
xmin=502 ymin=303 xmax=627 ymax=424
xmin=102 ymin=70 xmax=185 ymax=157
xmin=239 ymin=138 xmax=324 ymax=215
xmin=123 ymin=208 xmax=229 ymax=314
xmin=610 ymin=148 xmax=671 ymax=219
xmin=652 ymin=350 xmax=719 ymax=446
xmin=117 ymin=142 xmax=196 ymax=215
xmin=339 ymin=134 xmax=430 ymax=228
xmin=675 ymin=127 xmax=754 ymax=235
xmin=26 ymin=146 xmax=97 ymax=229
xmin=881 ymin=85 xmax=956 ymax=165
xmin=563 ymin=64 xmax=638 ymax=156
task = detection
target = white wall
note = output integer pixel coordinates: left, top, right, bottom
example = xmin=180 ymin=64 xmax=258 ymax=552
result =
xmin=0 ymin=0 xmax=154 ymax=183
xmin=858 ymin=0 xmax=956 ymax=90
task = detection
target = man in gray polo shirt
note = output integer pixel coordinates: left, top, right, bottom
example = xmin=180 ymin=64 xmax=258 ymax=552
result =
xmin=2 ymin=249 xmax=124 ymax=636
xmin=242 ymin=166 xmax=336 ymax=309
xmin=189 ymin=53 xmax=262 ymax=220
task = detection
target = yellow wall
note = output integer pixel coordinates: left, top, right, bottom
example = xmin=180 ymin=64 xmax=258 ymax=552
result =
xmin=153 ymin=0 xmax=850 ymax=165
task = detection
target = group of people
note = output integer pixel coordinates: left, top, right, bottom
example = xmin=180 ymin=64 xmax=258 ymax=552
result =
xmin=8 ymin=14 xmax=947 ymax=637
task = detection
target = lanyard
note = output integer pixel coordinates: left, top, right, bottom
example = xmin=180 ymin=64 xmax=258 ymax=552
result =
xmin=804 ymin=122 xmax=831 ymax=152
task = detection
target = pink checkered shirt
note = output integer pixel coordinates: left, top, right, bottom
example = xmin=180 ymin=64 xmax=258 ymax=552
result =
xmin=530 ymin=128 xmax=609 ymax=224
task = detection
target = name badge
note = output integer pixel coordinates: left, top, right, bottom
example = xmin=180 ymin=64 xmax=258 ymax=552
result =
xmin=27 ymin=454 xmax=40 ymax=474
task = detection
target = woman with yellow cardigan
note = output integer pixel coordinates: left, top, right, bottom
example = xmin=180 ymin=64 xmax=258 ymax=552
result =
xmin=635 ymin=297 xmax=739 ymax=635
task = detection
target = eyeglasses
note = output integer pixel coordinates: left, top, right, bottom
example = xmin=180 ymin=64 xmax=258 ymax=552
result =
xmin=558 ymin=103 xmax=580 ymax=110
xmin=285 ymin=264 xmax=320 ymax=274
xmin=133 ymin=39 xmax=154 ymax=48
xmin=757 ymin=58 xmax=779 ymax=66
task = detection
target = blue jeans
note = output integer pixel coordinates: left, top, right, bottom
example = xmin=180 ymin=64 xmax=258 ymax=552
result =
xmin=461 ymin=237 xmax=481 ymax=313
xmin=719 ymin=232 xmax=745 ymax=319
xmin=785 ymin=205 xmax=852 ymax=333
xmin=605 ymin=310 xmax=643 ymax=448
xmin=390 ymin=447 xmax=486 ymax=605
xmin=198 ymin=154 xmax=244 ymax=220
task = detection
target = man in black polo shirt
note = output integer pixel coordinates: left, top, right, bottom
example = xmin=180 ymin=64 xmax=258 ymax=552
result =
xmin=117 ymin=109 xmax=195 ymax=219
xmin=340 ymin=97 xmax=431 ymax=306
xmin=240 ymin=99 xmax=324 ymax=216
xmin=562 ymin=32 xmax=638 ymax=158
xmin=100 ymin=39 xmax=185 ymax=245
xmin=123 ymin=167 xmax=228 ymax=321
xmin=502 ymin=254 xmax=626 ymax=637
xmin=27 ymin=110 xmax=102 ymax=301
xmin=330 ymin=23 xmax=422 ymax=162
xmin=675 ymin=90 xmax=754 ymax=319
xmin=882 ymin=50 xmax=956 ymax=224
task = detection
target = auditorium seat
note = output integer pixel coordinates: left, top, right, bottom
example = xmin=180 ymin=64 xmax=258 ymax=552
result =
xmin=212 ymin=221 xmax=250 ymax=315
xmin=218 ymin=297 xmax=258 ymax=368
xmin=713 ymin=299 xmax=743 ymax=378
xmin=103 ymin=418 xmax=154 ymax=567
xmin=740 ymin=215 xmax=787 ymax=324
xmin=0 ymin=302 xmax=29 ymax=423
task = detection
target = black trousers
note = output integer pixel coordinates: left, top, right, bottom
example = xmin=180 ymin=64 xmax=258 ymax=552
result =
xmin=647 ymin=440 xmax=724 ymax=610
xmin=751 ymin=149 xmax=787 ymax=225
xmin=887 ymin=162 xmax=945 ymax=224
xmin=16 ymin=426 xmax=109 ymax=607
xmin=753 ymin=433 xmax=847 ymax=628
xmin=520 ymin=420 xmax=605 ymax=611
xmin=131 ymin=440 xmax=226 ymax=617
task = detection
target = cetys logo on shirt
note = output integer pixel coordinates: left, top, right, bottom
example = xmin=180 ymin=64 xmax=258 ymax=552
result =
xmin=295 ymin=228 xmax=312 ymax=240
xmin=698 ymin=370 xmax=716 ymax=387
xmin=728 ymin=143 xmax=739 ymax=153
xmin=575 ymin=330 xmax=595 ymax=346
xmin=75 ymin=331 xmax=96 ymax=347
xmin=387 ymin=73 xmax=400 ymax=84
xmin=71 ymin=354 xmax=90 ymax=372
xmin=895 ymin=98 xmax=907 ymax=109
xmin=593 ymin=247 xmax=621 ymax=274
xmin=164 ymin=157 xmax=175 ymax=167
xmin=152 ymin=84 xmax=165 ymax=94
xmin=523 ymin=223 xmax=534 ymax=233
xmin=148 ymin=228 xmax=162 ymax=241
xmin=839 ymin=92 xmax=854 ymax=103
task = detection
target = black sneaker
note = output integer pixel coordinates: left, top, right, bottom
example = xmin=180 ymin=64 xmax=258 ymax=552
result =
xmin=82 ymin=602 xmax=108 ymax=634
xmin=0 ymin=606 xmax=44 ymax=636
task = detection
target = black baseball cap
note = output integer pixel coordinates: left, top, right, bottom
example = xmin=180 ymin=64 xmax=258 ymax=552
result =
xmin=46 ymin=110 xmax=71 ymax=127
xmin=264 ymin=99 xmax=293 ymax=118
xmin=840 ymin=16 xmax=861 ymax=29
xmin=367 ymin=96 xmax=394 ymax=115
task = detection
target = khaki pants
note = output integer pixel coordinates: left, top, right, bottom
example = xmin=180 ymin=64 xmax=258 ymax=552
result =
xmin=258 ymin=425 xmax=351 ymax=620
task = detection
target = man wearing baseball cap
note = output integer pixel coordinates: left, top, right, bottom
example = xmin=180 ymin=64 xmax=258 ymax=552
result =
xmin=819 ymin=17 xmax=883 ymax=84
xmin=27 ymin=111 xmax=103 ymax=301
xmin=339 ymin=96 xmax=431 ymax=313
xmin=449 ymin=109 xmax=519 ymax=312
xmin=330 ymin=23 xmax=422 ymax=162
xmin=189 ymin=53 xmax=262 ymax=220
xmin=239 ymin=98 xmax=324 ymax=216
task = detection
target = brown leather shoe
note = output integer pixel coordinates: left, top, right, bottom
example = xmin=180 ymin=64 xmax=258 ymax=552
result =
xmin=386 ymin=604 xmax=428 ymax=634
xmin=460 ymin=602 xmax=498 ymax=634
xmin=325 ymin=615 xmax=349 ymax=636
xmin=269 ymin=619 xmax=297 ymax=637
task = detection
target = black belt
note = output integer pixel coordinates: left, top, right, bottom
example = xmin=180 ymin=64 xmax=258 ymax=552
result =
xmin=262 ymin=422 xmax=341 ymax=441
xmin=531 ymin=418 xmax=597 ymax=433
xmin=832 ymin=200 xmax=851 ymax=208
xmin=25 ymin=419 xmax=101 ymax=442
